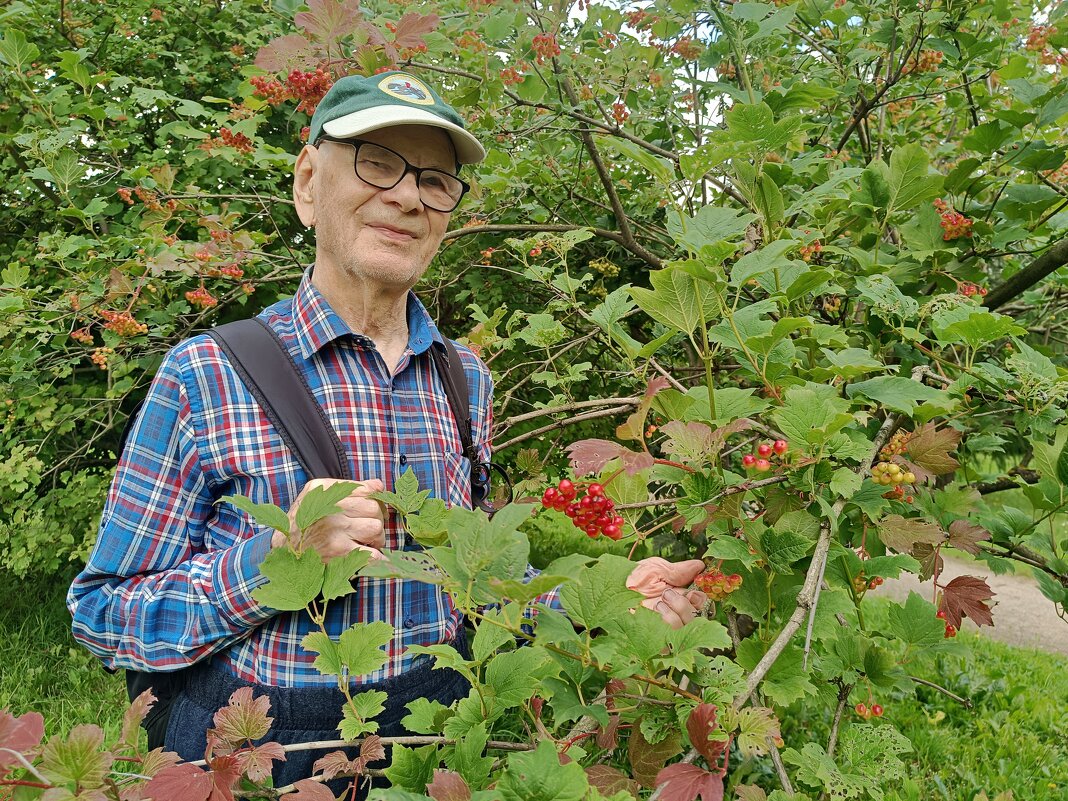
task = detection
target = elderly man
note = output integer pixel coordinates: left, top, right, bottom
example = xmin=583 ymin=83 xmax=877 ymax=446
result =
xmin=68 ymin=71 xmax=705 ymax=786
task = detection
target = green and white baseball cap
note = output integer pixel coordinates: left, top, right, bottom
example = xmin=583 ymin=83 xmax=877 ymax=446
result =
xmin=309 ymin=71 xmax=486 ymax=164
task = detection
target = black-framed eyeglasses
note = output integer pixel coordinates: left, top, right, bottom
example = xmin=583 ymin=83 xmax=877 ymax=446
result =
xmin=316 ymin=136 xmax=470 ymax=213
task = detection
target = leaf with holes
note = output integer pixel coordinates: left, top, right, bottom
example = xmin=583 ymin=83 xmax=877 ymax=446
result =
xmin=654 ymin=763 xmax=725 ymax=801
xmin=939 ymin=575 xmax=995 ymax=628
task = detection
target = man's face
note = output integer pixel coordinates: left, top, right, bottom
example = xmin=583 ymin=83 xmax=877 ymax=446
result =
xmin=306 ymin=124 xmax=456 ymax=291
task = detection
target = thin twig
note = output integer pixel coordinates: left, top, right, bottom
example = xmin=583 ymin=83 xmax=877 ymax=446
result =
xmin=908 ymin=675 xmax=973 ymax=709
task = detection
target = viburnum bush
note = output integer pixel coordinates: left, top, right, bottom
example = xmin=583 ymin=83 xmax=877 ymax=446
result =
xmin=3 ymin=0 xmax=1068 ymax=798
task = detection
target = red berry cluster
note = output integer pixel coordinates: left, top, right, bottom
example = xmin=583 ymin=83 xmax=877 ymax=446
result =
xmin=541 ymin=480 xmax=625 ymax=540
xmin=100 ymin=309 xmax=148 ymax=337
xmin=611 ymin=102 xmax=630 ymax=125
xmin=626 ymin=9 xmax=656 ymax=29
xmin=286 ymin=68 xmax=334 ymax=115
xmin=185 ymin=287 xmax=219 ymax=309
xmin=741 ymin=439 xmax=788 ymax=472
xmin=249 ymin=75 xmax=291 ymax=106
xmin=799 ymin=240 xmax=822 ymax=262
xmin=532 ymin=33 xmax=561 ymax=64
xmin=219 ymin=263 xmax=244 ymax=279
xmin=936 ymin=609 xmax=957 ymax=638
xmin=117 ymin=187 xmax=134 ymax=204
xmin=694 ymin=570 xmax=742 ymax=601
xmin=959 ymin=281 xmax=987 ymax=298
xmin=457 ymin=30 xmax=486 ymax=52
xmin=934 ymin=200 xmax=973 ymax=240
xmin=1025 ymin=24 xmax=1051 ymax=51
xmin=669 ymin=37 xmax=702 ymax=60
xmin=71 ymin=327 xmax=94 ymax=345
xmin=500 ymin=66 xmax=525 ymax=86
xmin=854 ymin=702 xmax=884 ymax=719
xmin=90 ymin=347 xmax=114 ymax=369
xmin=205 ymin=128 xmax=254 ymax=154
xmin=880 ymin=429 xmax=911 ymax=459
xmin=853 ymin=572 xmax=884 ymax=593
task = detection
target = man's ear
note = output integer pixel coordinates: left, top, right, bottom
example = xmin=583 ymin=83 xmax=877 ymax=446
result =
xmin=293 ymin=144 xmax=318 ymax=227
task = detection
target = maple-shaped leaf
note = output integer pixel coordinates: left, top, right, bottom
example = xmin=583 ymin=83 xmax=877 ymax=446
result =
xmin=210 ymin=687 xmax=273 ymax=746
xmin=939 ymin=575 xmax=995 ymax=628
xmin=732 ymin=707 xmax=781 ymax=758
xmin=141 ymin=746 xmax=182 ymax=779
xmin=392 ymin=12 xmax=441 ymax=49
xmin=617 ymin=376 xmax=671 ymax=442
xmin=145 ymin=763 xmax=215 ymax=801
xmin=312 ymin=750 xmax=359 ymax=781
xmin=947 ymin=520 xmax=989 ymax=556
xmin=0 ymin=709 xmax=44 ymax=769
xmin=586 ymin=764 xmax=640 ymax=798
xmin=236 ymin=741 xmax=286 ymax=783
xmin=358 ymin=734 xmax=386 ymax=771
xmin=567 ymin=438 xmax=652 ymax=476
xmin=254 ymin=34 xmax=316 ymax=73
xmin=911 ymin=542 xmax=943 ymax=582
xmin=685 ymin=704 xmax=726 ymax=766
xmin=903 ymin=423 xmax=961 ymax=479
xmin=628 ymin=723 xmax=682 ymax=788
xmin=428 ymin=769 xmax=471 ymax=801
xmin=208 ymin=753 xmax=243 ymax=800
xmin=38 ymin=724 xmax=113 ymax=789
xmin=595 ymin=714 xmax=622 ymax=751
xmin=654 ymin=763 xmax=725 ymax=801
xmin=120 ymin=689 xmax=156 ymax=751
xmin=281 ymin=778 xmax=336 ymax=800
xmin=294 ymin=0 xmax=364 ymax=43
xmin=877 ymin=514 xmax=944 ymax=554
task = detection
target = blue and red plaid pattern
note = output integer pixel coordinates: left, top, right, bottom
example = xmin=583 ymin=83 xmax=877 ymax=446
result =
xmin=68 ymin=269 xmax=560 ymax=687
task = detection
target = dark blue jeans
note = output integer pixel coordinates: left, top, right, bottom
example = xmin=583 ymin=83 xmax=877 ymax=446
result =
xmin=164 ymin=634 xmax=470 ymax=797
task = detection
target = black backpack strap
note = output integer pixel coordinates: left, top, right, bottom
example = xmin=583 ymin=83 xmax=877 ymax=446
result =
xmin=206 ymin=318 xmax=351 ymax=481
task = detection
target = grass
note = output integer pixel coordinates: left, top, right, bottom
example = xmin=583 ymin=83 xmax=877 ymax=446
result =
xmin=0 ymin=570 xmax=127 ymax=741
xmin=2 ymin=576 xmax=1067 ymax=801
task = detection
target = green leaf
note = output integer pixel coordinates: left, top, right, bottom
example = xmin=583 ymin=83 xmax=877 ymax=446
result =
xmin=660 ymin=618 xmax=732 ymax=672
xmin=886 ymin=591 xmax=948 ymax=650
xmin=498 ymin=740 xmax=588 ymax=801
xmin=770 ymin=383 xmax=853 ymax=451
xmin=1057 ymin=442 xmax=1068 ymax=487
xmin=484 ymin=648 xmax=556 ymax=708
xmin=471 ymin=609 xmax=519 ymax=662
xmin=885 ymin=143 xmax=943 ymax=214
xmin=598 ymin=136 xmax=675 ymax=185
xmin=337 ymin=621 xmax=395 ymax=677
xmin=351 ymin=689 xmax=388 ymax=720
xmin=760 ymin=528 xmax=814 ymax=573
xmin=725 ymin=102 xmax=803 ymax=152
xmin=854 ymin=274 xmax=919 ymax=321
xmin=736 ymin=641 xmax=818 ymax=707
xmin=444 ymin=722 xmax=494 ymax=790
xmin=339 ymin=705 xmax=377 ymax=740
xmin=630 ymin=265 xmax=718 ymax=336
xmin=730 ymin=239 xmax=799 ymax=286
xmin=301 ymin=631 xmax=342 ymax=676
xmin=666 ymin=205 xmax=757 ymax=253
xmin=220 ymin=494 xmax=291 ymax=534
xmin=0 ymin=28 xmax=40 ymax=72
xmin=294 ymin=481 xmax=361 ymax=532
xmin=38 ymin=725 xmax=111 ymax=788
xmin=402 ymin=698 xmax=454 ymax=734
xmin=321 ymin=548 xmax=371 ymax=602
xmin=846 ymin=376 xmax=952 ymax=415
xmin=560 ymin=555 xmax=643 ymax=630
xmin=371 ymin=468 xmax=430 ymax=516
xmin=384 ymin=744 xmax=441 ymax=792
xmin=252 ymin=547 xmax=325 ymax=611
xmin=932 ymin=309 xmax=1025 ymax=349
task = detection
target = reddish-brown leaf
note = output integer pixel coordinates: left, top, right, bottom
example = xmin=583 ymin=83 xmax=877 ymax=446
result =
xmin=140 ymin=747 xmax=181 ymax=779
xmin=427 ymin=769 xmax=471 ymax=801
xmin=208 ymin=753 xmax=242 ymax=801
xmin=145 ymin=763 xmax=214 ymax=801
xmin=254 ymin=34 xmax=316 ymax=72
xmin=281 ymin=778 xmax=336 ymax=800
xmin=585 ymin=764 xmax=639 ymax=798
xmin=120 ymin=690 xmax=156 ymax=751
xmin=617 ymin=377 xmax=670 ymax=441
xmin=628 ymin=724 xmax=682 ymax=789
xmin=211 ymin=687 xmax=273 ymax=746
xmin=357 ymin=734 xmax=386 ymax=771
xmin=904 ymin=424 xmax=961 ymax=478
xmin=734 ymin=786 xmax=768 ymax=801
xmin=312 ymin=750 xmax=360 ymax=781
xmin=685 ymin=704 xmax=725 ymax=765
xmin=392 ymin=12 xmax=441 ymax=48
xmin=947 ymin=520 xmax=990 ymax=556
xmin=294 ymin=0 xmax=364 ymax=42
xmin=235 ymin=742 xmax=286 ymax=783
xmin=654 ymin=763 xmax=725 ymax=801
xmin=595 ymin=714 xmax=621 ymax=751
xmin=0 ymin=709 xmax=44 ymax=769
xmin=911 ymin=542 xmax=943 ymax=582
xmin=878 ymin=514 xmax=945 ymax=554
xmin=939 ymin=575 xmax=995 ymax=628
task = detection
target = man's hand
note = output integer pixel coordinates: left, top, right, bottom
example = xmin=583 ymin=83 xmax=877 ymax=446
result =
xmin=626 ymin=557 xmax=708 ymax=629
xmin=273 ymin=478 xmax=387 ymax=561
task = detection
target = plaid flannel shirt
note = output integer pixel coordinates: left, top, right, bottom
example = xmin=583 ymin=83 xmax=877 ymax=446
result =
xmin=67 ymin=269 xmax=560 ymax=686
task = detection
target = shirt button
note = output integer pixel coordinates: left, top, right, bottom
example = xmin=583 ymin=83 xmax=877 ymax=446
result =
xmin=399 ymin=454 xmax=408 ymax=465
xmin=403 ymin=618 xmax=415 ymax=629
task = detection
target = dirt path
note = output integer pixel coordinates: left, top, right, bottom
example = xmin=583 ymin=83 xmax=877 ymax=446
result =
xmin=878 ymin=554 xmax=1068 ymax=657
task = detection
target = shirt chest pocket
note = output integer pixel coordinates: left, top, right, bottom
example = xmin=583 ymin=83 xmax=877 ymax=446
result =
xmin=399 ymin=449 xmax=470 ymax=510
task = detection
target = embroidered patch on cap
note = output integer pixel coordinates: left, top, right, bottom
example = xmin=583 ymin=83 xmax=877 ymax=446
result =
xmin=378 ymin=74 xmax=436 ymax=105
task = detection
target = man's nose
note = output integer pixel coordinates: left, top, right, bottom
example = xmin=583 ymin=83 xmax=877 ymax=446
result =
xmin=379 ymin=170 xmax=423 ymax=212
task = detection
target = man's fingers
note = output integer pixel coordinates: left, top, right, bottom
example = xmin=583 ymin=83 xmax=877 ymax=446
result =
xmin=685 ymin=590 xmax=708 ymax=609
xmin=336 ymin=496 xmax=386 ymax=520
xmin=660 ymin=559 xmax=707 ymax=587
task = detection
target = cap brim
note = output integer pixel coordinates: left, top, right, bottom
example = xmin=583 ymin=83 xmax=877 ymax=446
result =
xmin=322 ymin=105 xmax=486 ymax=164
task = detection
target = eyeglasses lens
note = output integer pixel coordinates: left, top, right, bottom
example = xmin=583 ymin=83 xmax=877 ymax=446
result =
xmin=355 ymin=143 xmax=464 ymax=212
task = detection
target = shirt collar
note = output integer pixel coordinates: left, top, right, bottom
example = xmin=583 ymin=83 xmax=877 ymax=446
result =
xmin=290 ymin=267 xmax=444 ymax=360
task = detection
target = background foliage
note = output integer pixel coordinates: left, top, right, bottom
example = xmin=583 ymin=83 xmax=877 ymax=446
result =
xmin=2 ymin=0 xmax=1068 ymax=798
